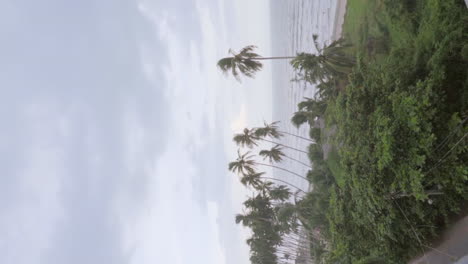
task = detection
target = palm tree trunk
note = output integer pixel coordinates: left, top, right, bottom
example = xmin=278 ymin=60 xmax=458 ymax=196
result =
xmin=255 ymin=162 xmax=309 ymax=182
xmin=283 ymin=155 xmax=312 ymax=169
xmin=254 ymin=56 xmax=296 ymax=60
xmin=260 ymin=176 xmax=307 ymax=193
xmin=258 ymin=138 xmax=309 ymax=154
xmin=279 ymin=130 xmax=316 ymax=143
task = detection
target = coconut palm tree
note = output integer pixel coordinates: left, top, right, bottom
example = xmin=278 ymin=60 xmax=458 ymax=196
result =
xmin=298 ymin=97 xmax=327 ymax=115
xmin=233 ymin=128 xmax=308 ymax=154
xmin=259 ymin=145 xmax=284 ymax=163
xmin=291 ymin=111 xmax=315 ymax=128
xmin=269 ymin=185 xmax=292 ymax=202
xmin=254 ymin=121 xmax=315 ymax=143
xmin=240 ymin=171 xmax=264 ymax=189
xmin=239 ymin=169 xmax=307 ymax=194
xmin=260 ymin=176 xmax=307 ymax=194
xmin=291 ymin=36 xmax=354 ymax=84
xmin=217 ymin=45 xmax=295 ymax=81
xmin=260 ymin=145 xmax=312 ymax=169
xmin=236 ymin=213 xmax=274 ymax=227
xmin=231 ymin=150 xmax=309 ymax=182
xmin=228 ymin=150 xmax=256 ymax=175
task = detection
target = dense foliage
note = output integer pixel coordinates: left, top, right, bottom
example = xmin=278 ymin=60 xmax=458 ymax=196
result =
xmin=295 ymin=0 xmax=468 ymax=262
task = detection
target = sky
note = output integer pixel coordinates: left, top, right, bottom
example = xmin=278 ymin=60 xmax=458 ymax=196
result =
xmin=0 ymin=0 xmax=273 ymax=263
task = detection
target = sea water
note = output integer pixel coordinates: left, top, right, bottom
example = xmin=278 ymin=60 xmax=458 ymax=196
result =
xmin=270 ymin=0 xmax=341 ymax=192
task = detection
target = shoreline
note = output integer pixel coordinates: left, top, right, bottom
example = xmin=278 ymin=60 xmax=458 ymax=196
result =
xmin=331 ymin=0 xmax=348 ymax=41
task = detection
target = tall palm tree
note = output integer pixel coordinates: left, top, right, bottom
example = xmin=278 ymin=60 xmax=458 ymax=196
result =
xmin=269 ymin=185 xmax=292 ymax=202
xmin=228 ymin=150 xmax=256 ymax=175
xmin=233 ymin=128 xmax=308 ymax=154
xmin=254 ymin=121 xmax=315 ymax=143
xmin=298 ymin=97 xmax=327 ymax=115
xmin=240 ymin=171 xmax=264 ymax=189
xmin=260 ymin=145 xmax=312 ymax=169
xmin=217 ymin=46 xmax=295 ymax=81
xmin=236 ymin=213 xmax=274 ymax=227
xmin=291 ymin=36 xmax=354 ymax=84
xmin=260 ymin=176 xmax=307 ymax=194
xmin=231 ymin=150 xmax=309 ymax=182
xmin=240 ymin=171 xmax=307 ymax=193
xmin=291 ymin=111 xmax=315 ymax=128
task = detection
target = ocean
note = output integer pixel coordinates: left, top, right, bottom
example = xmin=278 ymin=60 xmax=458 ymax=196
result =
xmin=270 ymin=0 xmax=343 ymax=192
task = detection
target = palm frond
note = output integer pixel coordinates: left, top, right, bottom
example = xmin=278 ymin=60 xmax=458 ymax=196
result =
xmin=217 ymin=57 xmax=234 ymax=72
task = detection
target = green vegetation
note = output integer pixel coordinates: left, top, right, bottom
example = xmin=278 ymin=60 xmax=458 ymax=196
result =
xmin=218 ymin=0 xmax=467 ymax=263
xmin=295 ymin=0 xmax=468 ymax=262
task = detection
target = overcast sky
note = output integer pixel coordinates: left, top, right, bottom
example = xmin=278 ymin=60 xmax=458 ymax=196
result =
xmin=0 ymin=0 xmax=273 ymax=263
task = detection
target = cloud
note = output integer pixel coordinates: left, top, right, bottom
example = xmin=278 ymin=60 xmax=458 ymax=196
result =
xmin=0 ymin=0 xmax=272 ymax=263
xmin=0 ymin=1 xmax=170 ymax=263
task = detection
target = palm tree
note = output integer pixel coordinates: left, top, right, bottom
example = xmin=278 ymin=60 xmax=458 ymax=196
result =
xmin=236 ymin=213 xmax=274 ymax=227
xmin=228 ymin=150 xmax=256 ymax=175
xmin=260 ymin=145 xmax=312 ymax=169
xmin=240 ymin=171 xmax=264 ymax=189
xmin=291 ymin=36 xmax=354 ymax=84
xmin=269 ymin=185 xmax=292 ymax=202
xmin=260 ymin=176 xmax=307 ymax=194
xmin=259 ymin=145 xmax=284 ymax=163
xmin=217 ymin=46 xmax=295 ymax=81
xmin=298 ymin=97 xmax=327 ymax=115
xmin=254 ymin=121 xmax=315 ymax=143
xmin=233 ymin=128 xmax=308 ymax=154
xmin=231 ymin=150 xmax=309 ymax=182
xmin=291 ymin=111 xmax=315 ymax=128
xmin=240 ymin=171 xmax=307 ymax=193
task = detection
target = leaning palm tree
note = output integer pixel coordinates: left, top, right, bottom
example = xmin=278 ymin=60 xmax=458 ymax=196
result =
xmin=228 ymin=150 xmax=256 ymax=175
xmin=269 ymin=185 xmax=292 ymax=202
xmin=233 ymin=128 xmax=308 ymax=154
xmin=291 ymin=111 xmax=315 ymax=128
xmin=241 ymin=171 xmax=307 ymax=194
xmin=298 ymin=97 xmax=327 ymax=115
xmin=235 ymin=212 xmax=274 ymax=227
xmin=254 ymin=121 xmax=315 ymax=143
xmin=217 ymin=45 xmax=295 ymax=81
xmin=291 ymin=36 xmax=354 ymax=84
xmin=259 ymin=145 xmax=284 ymax=163
xmin=240 ymin=171 xmax=264 ymax=189
xmin=231 ymin=150 xmax=309 ymax=182
xmin=260 ymin=145 xmax=312 ymax=169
